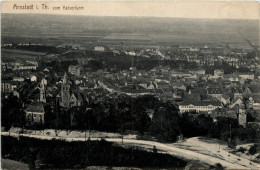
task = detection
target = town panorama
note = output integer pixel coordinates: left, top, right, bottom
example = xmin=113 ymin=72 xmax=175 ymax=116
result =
xmin=1 ymin=13 xmax=260 ymax=169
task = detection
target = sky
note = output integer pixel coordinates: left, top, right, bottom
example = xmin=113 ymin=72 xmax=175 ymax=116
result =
xmin=1 ymin=1 xmax=259 ymax=20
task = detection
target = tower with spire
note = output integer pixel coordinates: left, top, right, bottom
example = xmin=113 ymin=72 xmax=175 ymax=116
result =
xmin=60 ymin=72 xmax=70 ymax=108
xmin=39 ymin=78 xmax=47 ymax=103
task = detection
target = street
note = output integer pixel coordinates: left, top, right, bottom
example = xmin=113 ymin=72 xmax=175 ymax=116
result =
xmin=2 ymin=132 xmax=260 ymax=169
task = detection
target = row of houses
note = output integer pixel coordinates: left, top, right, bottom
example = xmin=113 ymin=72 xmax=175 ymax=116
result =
xmin=2 ymin=60 xmax=38 ymax=71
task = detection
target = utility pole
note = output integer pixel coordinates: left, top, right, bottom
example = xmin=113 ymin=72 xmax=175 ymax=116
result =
xmin=230 ymin=123 xmax=231 ymax=140
xmin=228 ymin=123 xmax=231 ymax=157
xmin=88 ymin=119 xmax=91 ymax=140
xmin=85 ymin=122 xmax=86 ymax=141
xmin=217 ymin=142 xmax=220 ymax=153
xmin=122 ymin=130 xmax=123 ymax=145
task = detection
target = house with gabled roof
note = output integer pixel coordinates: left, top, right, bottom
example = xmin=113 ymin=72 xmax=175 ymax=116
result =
xmin=220 ymin=94 xmax=230 ymax=106
xmin=248 ymin=95 xmax=260 ymax=111
xmin=230 ymin=97 xmax=243 ymax=109
xmin=211 ymin=108 xmax=237 ymax=119
xmin=157 ymin=81 xmax=170 ymax=89
xmin=242 ymin=86 xmax=252 ymax=97
xmin=207 ymin=87 xmax=223 ymax=100
xmin=233 ymin=87 xmax=243 ymax=98
xmin=146 ymin=82 xmax=156 ymax=89
xmin=187 ymin=88 xmax=208 ymax=101
xmin=70 ymin=92 xmax=84 ymax=107
xmin=25 ymin=101 xmax=45 ymax=125
xmin=238 ymin=72 xmax=254 ymax=80
xmin=248 ymin=84 xmax=260 ymax=95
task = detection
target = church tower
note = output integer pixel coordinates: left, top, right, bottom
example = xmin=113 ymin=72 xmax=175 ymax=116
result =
xmin=60 ymin=72 xmax=70 ymax=108
xmin=40 ymin=78 xmax=47 ymax=103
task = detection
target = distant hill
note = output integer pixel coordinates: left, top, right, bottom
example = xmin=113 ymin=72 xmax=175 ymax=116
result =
xmin=1 ymin=14 xmax=259 ymax=47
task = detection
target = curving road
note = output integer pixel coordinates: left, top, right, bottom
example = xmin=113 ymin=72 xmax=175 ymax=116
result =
xmin=2 ymin=132 xmax=259 ymax=169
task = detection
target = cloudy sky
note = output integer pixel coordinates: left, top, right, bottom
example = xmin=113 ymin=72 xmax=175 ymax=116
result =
xmin=1 ymin=1 xmax=259 ymax=20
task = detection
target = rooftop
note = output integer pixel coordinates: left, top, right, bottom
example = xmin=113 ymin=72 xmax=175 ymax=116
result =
xmin=25 ymin=101 xmax=44 ymax=113
xmin=180 ymin=100 xmax=222 ymax=106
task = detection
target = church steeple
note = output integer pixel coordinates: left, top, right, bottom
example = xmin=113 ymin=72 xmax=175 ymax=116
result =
xmin=63 ymin=72 xmax=68 ymax=84
xmin=60 ymin=72 xmax=70 ymax=108
xmin=39 ymin=78 xmax=47 ymax=103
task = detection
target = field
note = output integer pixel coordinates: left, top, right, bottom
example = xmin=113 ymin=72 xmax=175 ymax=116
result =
xmin=2 ymin=14 xmax=259 ymax=49
xmin=1 ymin=49 xmax=46 ymax=60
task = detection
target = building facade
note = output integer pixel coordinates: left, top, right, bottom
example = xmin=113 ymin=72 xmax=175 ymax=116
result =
xmin=94 ymin=46 xmax=105 ymax=52
xmin=179 ymin=100 xmax=222 ymax=113
xmin=25 ymin=101 xmax=45 ymax=125
xmin=68 ymin=65 xmax=81 ymax=76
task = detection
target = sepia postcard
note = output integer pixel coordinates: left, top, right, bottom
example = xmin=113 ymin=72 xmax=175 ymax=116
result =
xmin=1 ymin=0 xmax=260 ymax=169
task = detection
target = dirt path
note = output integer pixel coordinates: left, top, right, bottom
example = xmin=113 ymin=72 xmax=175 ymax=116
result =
xmin=2 ymin=132 xmax=260 ymax=169
xmin=1 ymin=159 xmax=29 ymax=170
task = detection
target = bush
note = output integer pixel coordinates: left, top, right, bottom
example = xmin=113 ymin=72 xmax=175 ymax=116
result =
xmin=215 ymin=163 xmax=224 ymax=170
xmin=209 ymin=163 xmax=223 ymax=170
xmin=249 ymin=144 xmax=258 ymax=155
xmin=237 ymin=147 xmax=246 ymax=153
xmin=149 ymin=102 xmax=181 ymax=142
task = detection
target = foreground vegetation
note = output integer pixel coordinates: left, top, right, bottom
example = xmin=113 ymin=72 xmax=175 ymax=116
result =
xmin=2 ymin=136 xmax=187 ymax=169
xmin=2 ymin=94 xmax=259 ymax=144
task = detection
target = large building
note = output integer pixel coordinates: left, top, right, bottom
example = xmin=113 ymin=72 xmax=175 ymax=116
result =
xmin=207 ymin=87 xmax=223 ymax=100
xmin=25 ymin=101 xmax=45 ymax=125
xmin=1 ymin=81 xmax=11 ymax=93
xmin=94 ymin=46 xmax=105 ymax=52
xmin=238 ymin=72 xmax=254 ymax=80
xmin=68 ymin=65 xmax=81 ymax=76
xmin=14 ymin=63 xmax=37 ymax=70
xmin=179 ymin=100 xmax=222 ymax=113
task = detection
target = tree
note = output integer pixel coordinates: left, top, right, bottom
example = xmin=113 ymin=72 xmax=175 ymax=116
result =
xmin=44 ymin=105 xmax=55 ymax=128
xmin=149 ymin=102 xmax=181 ymax=142
xmin=249 ymin=144 xmax=257 ymax=155
xmin=249 ymin=144 xmax=258 ymax=164
xmin=209 ymin=117 xmax=238 ymax=141
xmin=133 ymin=107 xmax=151 ymax=134
xmin=118 ymin=103 xmax=129 ymax=145
xmin=2 ymin=93 xmax=25 ymax=129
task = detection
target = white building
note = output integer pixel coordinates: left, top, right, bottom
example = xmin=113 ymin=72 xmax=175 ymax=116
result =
xmin=30 ymin=75 xmax=38 ymax=82
xmin=238 ymin=72 xmax=254 ymax=80
xmin=68 ymin=65 xmax=81 ymax=76
xmin=179 ymin=100 xmax=222 ymax=113
xmin=13 ymin=77 xmax=25 ymax=82
xmin=94 ymin=46 xmax=105 ymax=52
xmin=214 ymin=69 xmax=224 ymax=78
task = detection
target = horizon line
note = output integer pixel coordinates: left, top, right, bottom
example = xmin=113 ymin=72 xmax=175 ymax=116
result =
xmin=2 ymin=12 xmax=259 ymax=21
